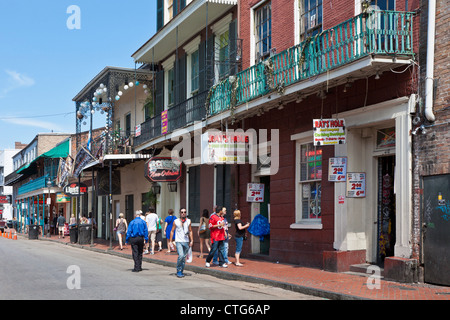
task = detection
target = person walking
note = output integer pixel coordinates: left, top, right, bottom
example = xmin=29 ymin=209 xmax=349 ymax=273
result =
xmin=164 ymin=209 xmax=176 ymax=253
xmin=169 ymin=208 xmax=193 ymax=278
xmin=233 ymin=210 xmax=249 ymax=266
xmin=213 ymin=207 xmax=230 ymax=265
xmin=205 ymin=208 xmax=227 ymax=268
xmin=125 ymin=211 xmax=148 ymax=272
xmin=145 ymin=208 xmax=158 ymax=255
xmin=198 ymin=209 xmax=211 ymax=258
xmin=115 ymin=213 xmax=128 ymax=250
xmin=56 ymin=213 xmax=66 ymax=239
xmin=155 ymin=214 xmax=163 ymax=252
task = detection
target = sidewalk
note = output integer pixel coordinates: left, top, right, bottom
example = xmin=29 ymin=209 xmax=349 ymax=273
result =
xmin=15 ymin=230 xmax=450 ymax=300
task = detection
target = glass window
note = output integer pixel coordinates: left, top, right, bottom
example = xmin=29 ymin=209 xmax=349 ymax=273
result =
xmin=218 ymin=31 xmax=229 ymax=80
xmin=299 ymin=142 xmax=322 ymax=220
xmin=255 ymin=2 xmax=271 ymax=62
xmin=167 ymin=68 xmax=174 ymax=106
xmin=300 ymin=0 xmax=322 ymax=40
xmin=191 ymin=50 xmax=199 ymax=94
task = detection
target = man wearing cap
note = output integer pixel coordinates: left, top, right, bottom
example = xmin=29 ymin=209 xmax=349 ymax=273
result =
xmin=126 ymin=210 xmax=149 ymax=272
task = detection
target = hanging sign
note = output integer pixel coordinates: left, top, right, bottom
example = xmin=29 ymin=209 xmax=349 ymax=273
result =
xmin=201 ymin=130 xmax=253 ymax=164
xmin=246 ymin=183 xmax=265 ymax=202
xmin=328 ymin=157 xmax=347 ymax=182
xmin=161 ymin=111 xmax=168 ymax=135
xmin=313 ymin=119 xmax=346 ymax=146
xmin=145 ymin=157 xmax=182 ymax=182
xmin=63 ymin=182 xmax=88 ymax=197
xmin=346 ymin=172 xmax=366 ymax=198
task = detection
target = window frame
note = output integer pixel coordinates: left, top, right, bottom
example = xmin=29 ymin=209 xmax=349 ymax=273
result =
xmin=291 ymin=131 xmax=323 ymax=229
xmin=299 ymin=0 xmax=323 ymax=42
xmin=254 ymin=1 xmax=272 ymax=62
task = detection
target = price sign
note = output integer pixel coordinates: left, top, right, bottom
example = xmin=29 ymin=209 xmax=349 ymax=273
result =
xmin=328 ymin=157 xmax=347 ymax=182
xmin=346 ymin=173 xmax=366 ymax=198
xmin=246 ymin=183 xmax=265 ymax=202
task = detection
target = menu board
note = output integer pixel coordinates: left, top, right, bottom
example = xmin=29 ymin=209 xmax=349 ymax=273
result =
xmin=346 ymin=172 xmax=366 ymax=198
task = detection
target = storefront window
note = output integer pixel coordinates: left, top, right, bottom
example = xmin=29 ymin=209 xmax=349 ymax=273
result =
xmin=299 ymin=142 xmax=322 ymax=220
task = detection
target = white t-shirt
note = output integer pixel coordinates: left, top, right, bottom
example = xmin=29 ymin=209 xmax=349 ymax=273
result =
xmin=173 ymin=218 xmax=191 ymax=243
xmin=146 ymin=213 xmax=158 ymax=231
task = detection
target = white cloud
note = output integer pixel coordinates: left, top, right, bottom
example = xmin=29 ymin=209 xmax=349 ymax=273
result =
xmin=2 ymin=117 xmax=65 ymax=132
xmin=0 ymin=70 xmax=35 ymax=98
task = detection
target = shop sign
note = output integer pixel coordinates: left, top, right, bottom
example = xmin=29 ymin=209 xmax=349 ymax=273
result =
xmin=346 ymin=173 xmax=366 ymax=198
xmin=63 ymin=182 xmax=88 ymax=196
xmin=246 ymin=183 xmax=265 ymax=202
xmin=313 ymin=119 xmax=346 ymax=146
xmin=135 ymin=124 xmax=141 ymax=137
xmin=56 ymin=192 xmax=71 ymax=203
xmin=0 ymin=195 xmax=11 ymax=204
xmin=201 ymin=131 xmax=253 ymax=164
xmin=328 ymin=157 xmax=347 ymax=182
xmin=145 ymin=157 xmax=182 ymax=182
xmin=161 ymin=111 xmax=168 ymax=135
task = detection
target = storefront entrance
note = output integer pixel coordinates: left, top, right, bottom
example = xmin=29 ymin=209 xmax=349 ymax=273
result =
xmin=376 ymin=155 xmax=396 ymax=265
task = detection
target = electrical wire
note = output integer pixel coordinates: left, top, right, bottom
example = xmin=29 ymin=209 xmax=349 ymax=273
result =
xmin=0 ymin=111 xmax=75 ymax=120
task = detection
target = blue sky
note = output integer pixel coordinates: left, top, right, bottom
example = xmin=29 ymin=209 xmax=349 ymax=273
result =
xmin=0 ymin=1 xmax=155 ymax=150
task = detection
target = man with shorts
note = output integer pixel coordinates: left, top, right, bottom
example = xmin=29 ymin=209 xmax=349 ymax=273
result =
xmin=145 ymin=208 xmax=158 ymax=255
xmin=56 ymin=212 xmax=66 ymax=239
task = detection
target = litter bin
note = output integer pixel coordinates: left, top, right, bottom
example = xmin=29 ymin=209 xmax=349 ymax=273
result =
xmin=69 ymin=225 xmax=78 ymax=243
xmin=78 ymin=224 xmax=92 ymax=245
xmin=29 ymin=225 xmax=39 ymax=240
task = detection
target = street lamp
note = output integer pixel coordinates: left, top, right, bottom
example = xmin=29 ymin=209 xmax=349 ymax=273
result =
xmin=46 ymin=178 xmax=52 ymax=238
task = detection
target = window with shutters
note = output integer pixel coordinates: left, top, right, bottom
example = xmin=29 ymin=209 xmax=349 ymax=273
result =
xmin=188 ymin=165 xmax=200 ymax=222
xmin=191 ymin=50 xmax=199 ymax=94
xmin=299 ymin=0 xmax=322 ymax=41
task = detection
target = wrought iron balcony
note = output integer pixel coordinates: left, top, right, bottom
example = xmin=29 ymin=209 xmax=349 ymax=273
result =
xmin=134 ymin=90 xmax=208 ymax=147
xmin=207 ymin=10 xmax=415 ymax=116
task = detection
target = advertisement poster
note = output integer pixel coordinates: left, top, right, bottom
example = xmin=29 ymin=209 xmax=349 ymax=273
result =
xmin=346 ymin=172 xmax=366 ymax=198
xmin=328 ymin=157 xmax=347 ymax=181
xmin=145 ymin=157 xmax=182 ymax=182
xmin=246 ymin=183 xmax=265 ymax=202
xmin=313 ymin=119 xmax=346 ymax=146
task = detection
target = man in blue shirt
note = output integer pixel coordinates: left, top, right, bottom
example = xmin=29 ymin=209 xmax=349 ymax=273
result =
xmin=126 ymin=211 xmax=149 ymax=272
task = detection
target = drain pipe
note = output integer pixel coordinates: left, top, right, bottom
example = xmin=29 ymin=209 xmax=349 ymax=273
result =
xmin=424 ymin=0 xmax=436 ymax=122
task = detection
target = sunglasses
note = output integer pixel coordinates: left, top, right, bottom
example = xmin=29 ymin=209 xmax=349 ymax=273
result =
xmin=181 ymin=210 xmax=186 ymax=213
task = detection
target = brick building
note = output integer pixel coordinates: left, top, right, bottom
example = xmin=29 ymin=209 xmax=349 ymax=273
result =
xmin=126 ymin=0 xmax=430 ymax=284
xmin=411 ymin=0 xmax=450 ymax=286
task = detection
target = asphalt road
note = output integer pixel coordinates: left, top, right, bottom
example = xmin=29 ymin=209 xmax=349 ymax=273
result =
xmin=0 ymin=238 xmax=323 ymax=301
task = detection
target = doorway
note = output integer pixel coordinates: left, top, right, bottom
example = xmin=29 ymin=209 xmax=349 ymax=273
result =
xmin=423 ymin=174 xmax=450 ymax=286
xmin=376 ymin=155 xmax=396 ymax=265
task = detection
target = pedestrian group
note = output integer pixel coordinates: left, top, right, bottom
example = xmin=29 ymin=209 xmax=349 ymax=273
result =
xmin=122 ymin=205 xmax=250 ymax=277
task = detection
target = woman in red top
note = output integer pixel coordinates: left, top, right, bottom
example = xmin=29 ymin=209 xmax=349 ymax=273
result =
xmin=205 ymin=208 xmax=228 ymax=268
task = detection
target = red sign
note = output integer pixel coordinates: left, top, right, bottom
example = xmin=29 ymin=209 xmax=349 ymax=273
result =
xmin=145 ymin=157 xmax=182 ymax=182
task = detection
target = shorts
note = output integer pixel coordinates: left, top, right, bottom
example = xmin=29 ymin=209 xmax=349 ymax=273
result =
xmin=148 ymin=230 xmax=157 ymax=242
xmin=58 ymin=226 xmax=65 ymax=232
xmin=235 ymin=236 xmax=244 ymax=254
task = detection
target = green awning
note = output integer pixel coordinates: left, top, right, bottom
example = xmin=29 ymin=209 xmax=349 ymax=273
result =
xmin=38 ymin=139 xmax=69 ymax=159
xmin=15 ymin=139 xmax=69 ymax=175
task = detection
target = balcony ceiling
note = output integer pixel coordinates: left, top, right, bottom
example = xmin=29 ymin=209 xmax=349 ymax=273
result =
xmin=132 ymin=0 xmax=237 ymax=64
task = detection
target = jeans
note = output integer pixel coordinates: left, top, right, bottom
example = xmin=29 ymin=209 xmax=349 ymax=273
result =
xmin=206 ymin=240 xmax=226 ymax=266
xmin=213 ymin=240 xmax=229 ymax=264
xmin=235 ymin=236 xmax=243 ymax=254
xmin=176 ymin=242 xmax=189 ymax=274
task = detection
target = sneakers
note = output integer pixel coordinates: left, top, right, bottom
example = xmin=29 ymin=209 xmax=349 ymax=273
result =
xmin=220 ymin=263 xmax=228 ymax=268
xmin=205 ymin=262 xmax=211 ymax=268
xmin=176 ymin=271 xmax=185 ymax=278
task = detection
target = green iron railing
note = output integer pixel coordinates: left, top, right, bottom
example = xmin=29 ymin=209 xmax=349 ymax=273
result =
xmin=208 ymin=10 xmax=415 ymax=116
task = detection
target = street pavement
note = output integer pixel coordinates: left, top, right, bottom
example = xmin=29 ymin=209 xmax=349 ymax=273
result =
xmin=3 ymin=228 xmax=450 ymax=300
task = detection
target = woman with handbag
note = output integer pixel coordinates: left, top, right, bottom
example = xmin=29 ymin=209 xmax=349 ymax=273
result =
xmin=115 ymin=213 xmax=128 ymax=250
xmin=198 ymin=209 xmax=211 ymax=258
xmin=233 ymin=210 xmax=249 ymax=266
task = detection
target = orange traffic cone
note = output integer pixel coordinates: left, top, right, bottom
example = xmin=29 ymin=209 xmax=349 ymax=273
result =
xmin=13 ymin=231 xmax=17 ymax=240
xmin=8 ymin=230 xmax=12 ymax=239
